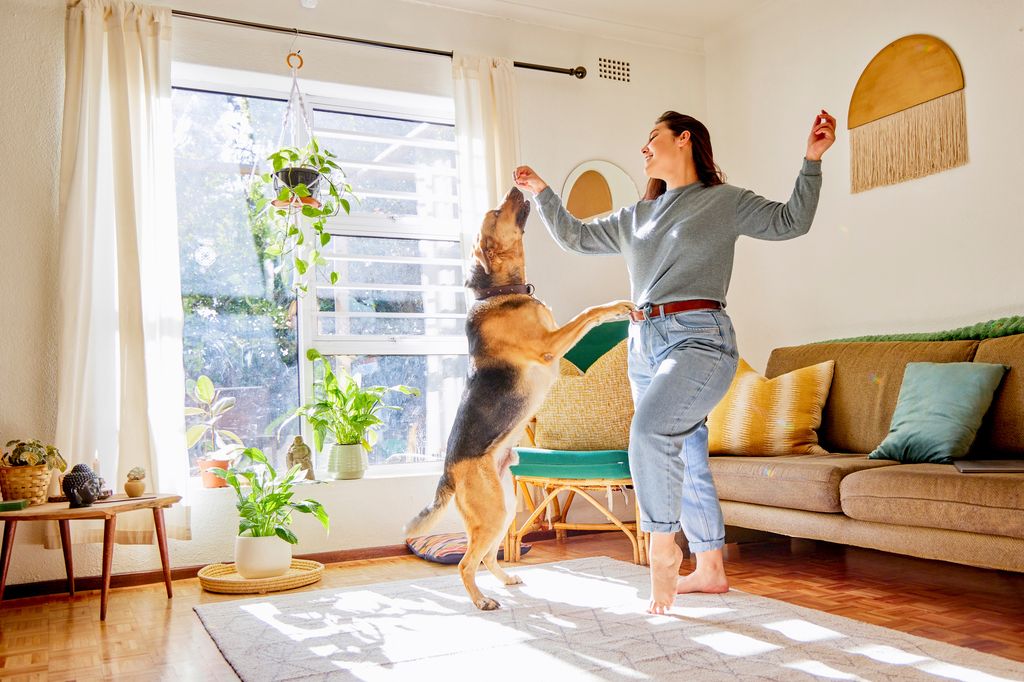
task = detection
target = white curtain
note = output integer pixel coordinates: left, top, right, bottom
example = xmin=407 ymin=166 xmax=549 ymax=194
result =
xmin=452 ymin=54 xmax=521 ymax=251
xmin=49 ymin=0 xmax=190 ymax=547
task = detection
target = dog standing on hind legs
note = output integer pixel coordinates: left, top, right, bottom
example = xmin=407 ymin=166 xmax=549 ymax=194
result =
xmin=404 ymin=186 xmax=634 ymax=610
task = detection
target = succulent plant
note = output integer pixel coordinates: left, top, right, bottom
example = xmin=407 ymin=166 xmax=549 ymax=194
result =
xmin=127 ymin=466 xmax=146 ymax=481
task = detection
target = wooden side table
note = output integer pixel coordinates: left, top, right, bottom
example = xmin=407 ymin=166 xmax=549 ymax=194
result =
xmin=0 ymin=493 xmax=181 ymax=620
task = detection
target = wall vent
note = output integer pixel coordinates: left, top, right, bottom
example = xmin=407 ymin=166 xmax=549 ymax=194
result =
xmin=598 ymin=57 xmax=630 ymax=83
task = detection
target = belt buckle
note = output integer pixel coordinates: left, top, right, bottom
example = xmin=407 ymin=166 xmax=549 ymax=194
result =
xmin=634 ymin=303 xmax=654 ymax=321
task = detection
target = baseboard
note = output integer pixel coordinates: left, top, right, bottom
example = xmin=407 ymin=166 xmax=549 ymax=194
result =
xmin=1 ymin=543 xmax=411 ymax=601
xmin=0 ymin=529 xmax=605 ymax=601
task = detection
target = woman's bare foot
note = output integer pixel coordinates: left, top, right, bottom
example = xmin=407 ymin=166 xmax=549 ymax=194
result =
xmin=647 ymin=533 xmax=683 ymax=614
xmin=676 ymin=547 xmax=729 ymax=594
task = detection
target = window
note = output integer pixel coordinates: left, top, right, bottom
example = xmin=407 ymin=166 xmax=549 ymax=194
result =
xmin=173 ymin=86 xmax=467 ymax=472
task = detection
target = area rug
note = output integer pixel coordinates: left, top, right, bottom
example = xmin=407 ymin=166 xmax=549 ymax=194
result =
xmin=194 ymin=556 xmax=1024 ymax=681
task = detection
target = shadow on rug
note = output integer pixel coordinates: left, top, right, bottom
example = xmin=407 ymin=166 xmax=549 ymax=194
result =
xmin=194 ymin=556 xmax=1024 ymax=681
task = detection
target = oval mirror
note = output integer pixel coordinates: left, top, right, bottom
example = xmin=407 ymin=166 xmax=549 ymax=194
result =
xmin=562 ymin=160 xmax=639 ymax=220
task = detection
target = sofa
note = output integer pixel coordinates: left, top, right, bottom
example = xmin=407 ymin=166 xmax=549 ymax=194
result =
xmin=709 ymin=333 xmax=1024 ymax=573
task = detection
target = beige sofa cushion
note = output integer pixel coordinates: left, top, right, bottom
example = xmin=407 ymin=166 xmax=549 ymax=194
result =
xmin=766 ymin=340 xmax=979 ymax=454
xmin=973 ymin=334 xmax=1024 ymax=455
xmin=841 ymin=464 xmax=1024 ymax=539
xmin=710 ymin=454 xmax=898 ymax=513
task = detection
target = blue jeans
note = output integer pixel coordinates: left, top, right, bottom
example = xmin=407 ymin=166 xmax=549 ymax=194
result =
xmin=627 ymin=308 xmax=739 ymax=553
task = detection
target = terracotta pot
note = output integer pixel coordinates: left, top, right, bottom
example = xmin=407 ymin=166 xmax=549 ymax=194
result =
xmin=124 ymin=479 xmax=145 ymax=497
xmin=199 ymin=459 xmax=231 ymax=488
xmin=234 ymin=534 xmax=292 ymax=579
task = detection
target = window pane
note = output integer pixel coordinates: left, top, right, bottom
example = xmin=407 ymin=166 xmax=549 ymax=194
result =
xmin=316 ymin=234 xmax=466 ymax=339
xmin=322 ymin=354 xmax=467 ymax=465
xmin=173 ymin=88 xmax=299 ymax=473
xmin=313 ymin=109 xmax=457 ymax=219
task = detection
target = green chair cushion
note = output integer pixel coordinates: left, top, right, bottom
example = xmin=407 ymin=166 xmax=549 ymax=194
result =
xmin=511 ymin=447 xmax=631 ymax=479
xmin=563 ymin=320 xmax=628 ymax=372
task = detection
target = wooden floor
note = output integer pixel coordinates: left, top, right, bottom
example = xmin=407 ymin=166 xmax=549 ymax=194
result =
xmin=1 ymin=534 xmax=1022 ymax=680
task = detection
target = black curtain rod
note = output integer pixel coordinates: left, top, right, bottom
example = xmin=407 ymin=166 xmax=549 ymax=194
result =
xmin=171 ymin=10 xmax=587 ymax=79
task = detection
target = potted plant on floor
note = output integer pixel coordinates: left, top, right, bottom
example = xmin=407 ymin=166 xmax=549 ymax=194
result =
xmin=257 ymin=138 xmax=357 ymax=294
xmin=1 ymin=439 xmax=68 ymax=506
xmin=286 ymin=349 xmax=419 ymax=480
xmin=209 ymin=447 xmax=329 ymax=578
xmin=185 ymin=375 xmax=245 ymax=488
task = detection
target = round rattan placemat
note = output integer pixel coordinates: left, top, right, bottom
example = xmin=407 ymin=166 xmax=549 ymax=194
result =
xmin=198 ymin=558 xmax=325 ymax=594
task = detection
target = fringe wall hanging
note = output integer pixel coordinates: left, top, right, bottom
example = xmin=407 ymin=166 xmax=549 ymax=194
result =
xmin=848 ymin=34 xmax=967 ymax=193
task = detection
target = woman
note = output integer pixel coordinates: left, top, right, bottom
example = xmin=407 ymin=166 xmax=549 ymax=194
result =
xmin=514 ymin=110 xmax=836 ymax=614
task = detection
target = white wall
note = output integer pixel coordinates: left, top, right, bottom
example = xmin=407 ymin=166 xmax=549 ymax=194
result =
xmin=705 ymin=0 xmax=1024 ymax=372
xmin=0 ymin=0 xmax=702 ymax=583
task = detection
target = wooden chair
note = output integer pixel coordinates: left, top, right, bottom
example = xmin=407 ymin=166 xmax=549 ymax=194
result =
xmin=505 ymin=448 xmax=647 ymax=565
xmin=503 ymin=321 xmax=648 ymax=565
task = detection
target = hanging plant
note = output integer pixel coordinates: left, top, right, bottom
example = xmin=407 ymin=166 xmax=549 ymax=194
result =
xmin=257 ymin=137 xmax=356 ymax=293
xmin=250 ymin=51 xmax=359 ymax=295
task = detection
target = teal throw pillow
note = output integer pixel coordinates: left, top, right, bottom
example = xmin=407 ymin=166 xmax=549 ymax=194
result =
xmin=869 ymin=362 xmax=1008 ymax=464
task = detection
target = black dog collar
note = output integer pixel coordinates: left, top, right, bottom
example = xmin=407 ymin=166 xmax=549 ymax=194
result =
xmin=475 ymin=283 xmax=535 ymax=301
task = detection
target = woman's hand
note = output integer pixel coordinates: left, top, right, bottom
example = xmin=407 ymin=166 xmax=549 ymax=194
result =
xmin=514 ymin=166 xmax=549 ymax=195
xmin=805 ymin=110 xmax=837 ymax=161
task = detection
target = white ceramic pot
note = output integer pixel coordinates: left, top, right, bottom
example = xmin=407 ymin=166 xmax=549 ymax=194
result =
xmin=328 ymin=443 xmax=367 ymax=480
xmin=234 ymin=534 xmax=292 ymax=578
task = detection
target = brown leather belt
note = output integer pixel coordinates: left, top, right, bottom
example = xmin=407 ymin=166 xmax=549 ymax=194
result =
xmin=629 ymin=298 xmax=721 ymax=322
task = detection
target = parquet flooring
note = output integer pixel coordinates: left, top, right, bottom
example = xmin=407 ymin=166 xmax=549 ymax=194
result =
xmin=1 ymin=534 xmax=1021 ymax=680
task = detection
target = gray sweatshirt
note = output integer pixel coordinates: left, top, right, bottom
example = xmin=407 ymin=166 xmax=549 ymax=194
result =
xmin=534 ymin=158 xmax=822 ymax=307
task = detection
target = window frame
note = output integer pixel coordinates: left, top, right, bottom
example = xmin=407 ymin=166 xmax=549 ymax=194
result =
xmin=171 ymin=72 xmax=468 ymax=473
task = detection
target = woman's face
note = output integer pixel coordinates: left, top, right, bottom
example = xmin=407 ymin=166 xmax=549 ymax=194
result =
xmin=641 ymin=122 xmax=689 ymax=179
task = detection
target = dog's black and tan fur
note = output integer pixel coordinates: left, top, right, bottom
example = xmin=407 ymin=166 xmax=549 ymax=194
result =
xmin=405 ymin=187 xmax=634 ymax=610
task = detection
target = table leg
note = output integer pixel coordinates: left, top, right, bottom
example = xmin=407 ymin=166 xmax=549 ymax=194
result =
xmin=100 ymin=515 xmax=116 ymax=621
xmin=152 ymin=507 xmax=173 ymax=599
xmin=59 ymin=520 xmax=74 ymax=597
xmin=0 ymin=520 xmax=17 ymax=602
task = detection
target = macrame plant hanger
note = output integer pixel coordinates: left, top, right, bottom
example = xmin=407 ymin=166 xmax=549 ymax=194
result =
xmin=271 ymin=50 xmax=322 ymax=211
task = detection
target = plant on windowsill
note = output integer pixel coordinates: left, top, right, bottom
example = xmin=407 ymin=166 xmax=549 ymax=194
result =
xmin=284 ymin=349 xmax=420 ymax=480
xmin=185 ymin=375 xmax=245 ymax=488
xmin=257 ymin=138 xmax=357 ymax=294
xmin=209 ymin=447 xmax=329 ymax=578
xmin=1 ymin=439 xmax=68 ymax=506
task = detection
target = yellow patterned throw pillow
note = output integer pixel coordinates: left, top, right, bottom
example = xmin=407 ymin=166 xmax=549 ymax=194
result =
xmin=532 ymin=340 xmax=634 ymax=451
xmin=708 ymin=358 xmax=835 ymax=456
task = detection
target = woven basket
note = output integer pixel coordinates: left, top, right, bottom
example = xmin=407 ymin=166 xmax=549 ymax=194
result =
xmin=198 ymin=559 xmax=324 ymax=594
xmin=0 ymin=464 xmax=51 ymax=506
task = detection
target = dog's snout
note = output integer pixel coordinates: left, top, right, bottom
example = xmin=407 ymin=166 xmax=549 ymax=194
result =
xmin=505 ymin=186 xmax=524 ymax=202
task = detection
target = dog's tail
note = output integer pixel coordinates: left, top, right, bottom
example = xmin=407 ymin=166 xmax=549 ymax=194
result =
xmin=403 ymin=473 xmax=455 ymax=538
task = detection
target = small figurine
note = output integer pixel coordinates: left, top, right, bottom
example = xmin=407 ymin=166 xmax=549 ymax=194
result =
xmin=62 ymin=463 xmax=103 ymax=508
xmin=286 ymin=436 xmax=315 ymax=481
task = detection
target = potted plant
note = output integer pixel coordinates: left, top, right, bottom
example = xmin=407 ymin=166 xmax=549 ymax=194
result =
xmin=287 ymin=349 xmax=419 ymax=480
xmin=124 ymin=466 xmax=146 ymax=498
xmin=256 ymin=137 xmax=357 ymax=294
xmin=209 ymin=447 xmax=329 ymax=578
xmin=185 ymin=375 xmax=245 ymax=488
xmin=1 ymin=439 xmax=68 ymax=506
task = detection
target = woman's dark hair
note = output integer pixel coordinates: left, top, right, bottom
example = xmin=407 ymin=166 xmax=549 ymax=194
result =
xmin=643 ymin=111 xmax=725 ymax=200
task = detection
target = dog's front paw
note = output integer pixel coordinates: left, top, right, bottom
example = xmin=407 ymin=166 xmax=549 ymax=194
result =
xmin=603 ymin=300 xmax=636 ymax=320
xmin=475 ymin=596 xmax=501 ymax=610
xmin=504 ymin=574 xmax=523 ymax=586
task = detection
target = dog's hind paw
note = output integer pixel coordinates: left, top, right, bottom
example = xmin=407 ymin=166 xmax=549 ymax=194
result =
xmin=475 ymin=596 xmax=501 ymax=610
xmin=504 ymin=575 xmax=523 ymax=586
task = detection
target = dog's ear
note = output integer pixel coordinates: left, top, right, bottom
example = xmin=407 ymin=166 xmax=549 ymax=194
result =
xmin=472 ymin=242 xmax=491 ymax=275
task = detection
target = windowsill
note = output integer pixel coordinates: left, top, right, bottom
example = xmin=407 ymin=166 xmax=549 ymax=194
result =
xmin=187 ymin=460 xmax=443 ymax=491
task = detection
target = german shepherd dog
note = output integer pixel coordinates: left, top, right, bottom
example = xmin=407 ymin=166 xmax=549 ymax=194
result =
xmin=404 ymin=187 xmax=634 ymax=610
